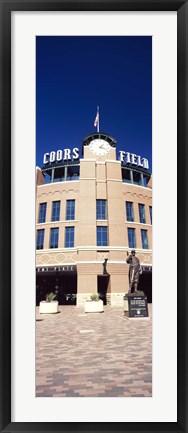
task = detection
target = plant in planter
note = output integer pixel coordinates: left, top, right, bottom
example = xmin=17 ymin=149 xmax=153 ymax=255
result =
xmin=90 ymin=293 xmax=99 ymax=301
xmin=39 ymin=292 xmax=59 ymax=314
xmin=46 ymin=292 xmax=57 ymax=302
xmin=85 ymin=293 xmax=104 ymax=313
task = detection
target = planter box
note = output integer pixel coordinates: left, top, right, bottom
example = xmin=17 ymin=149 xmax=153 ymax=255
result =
xmin=39 ymin=300 xmax=59 ymax=314
xmin=85 ymin=299 xmax=104 ymax=313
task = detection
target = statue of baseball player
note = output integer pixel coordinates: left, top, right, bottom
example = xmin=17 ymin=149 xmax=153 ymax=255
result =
xmin=126 ymin=250 xmax=142 ymax=294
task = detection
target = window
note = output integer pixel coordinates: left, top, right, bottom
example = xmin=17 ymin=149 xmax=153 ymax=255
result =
xmin=51 ymin=201 xmax=60 ymax=221
xmin=126 ymin=201 xmax=134 ymax=222
xmin=96 ymin=200 xmax=107 ymax=219
xmin=149 ymin=206 xmax=152 ymax=224
xmin=38 ymin=202 xmax=47 ymax=223
xmin=141 ymin=229 xmax=149 ymax=249
xmin=122 ymin=168 xmax=132 ymax=183
xmin=66 ymin=200 xmax=75 ymax=220
xmin=138 ymin=203 xmax=146 ymax=224
xmin=97 ymin=226 xmax=108 ymax=246
xmin=127 ymin=228 xmax=136 ymax=249
xmin=51 ymin=165 xmax=80 ymax=183
xmin=65 ymin=227 xmax=75 ymax=248
xmin=67 ymin=166 xmax=80 ymax=181
xmin=50 ymin=228 xmax=59 ymax=248
xmin=143 ymin=174 xmax=150 ymax=187
xmin=37 ymin=229 xmax=45 ymax=250
xmin=133 ymin=171 xmax=142 ymax=185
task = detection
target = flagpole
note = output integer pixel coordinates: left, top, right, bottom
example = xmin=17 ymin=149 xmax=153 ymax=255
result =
xmin=97 ymin=106 xmax=99 ymax=133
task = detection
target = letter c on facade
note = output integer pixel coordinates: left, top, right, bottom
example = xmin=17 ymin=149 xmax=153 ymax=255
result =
xmin=43 ymin=153 xmax=50 ymax=164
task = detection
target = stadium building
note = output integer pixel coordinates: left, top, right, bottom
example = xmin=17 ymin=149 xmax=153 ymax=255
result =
xmin=36 ymin=132 xmax=152 ymax=306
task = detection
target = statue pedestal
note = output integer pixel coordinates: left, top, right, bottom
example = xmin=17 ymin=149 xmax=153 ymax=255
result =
xmin=123 ymin=295 xmax=129 ymax=312
xmin=124 ymin=292 xmax=149 ymax=318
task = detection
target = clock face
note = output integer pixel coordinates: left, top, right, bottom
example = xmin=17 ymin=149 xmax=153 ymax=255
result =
xmin=89 ymin=139 xmax=111 ymax=156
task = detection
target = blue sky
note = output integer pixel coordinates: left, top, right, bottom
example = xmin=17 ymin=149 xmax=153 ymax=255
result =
xmin=36 ymin=36 xmax=152 ymax=171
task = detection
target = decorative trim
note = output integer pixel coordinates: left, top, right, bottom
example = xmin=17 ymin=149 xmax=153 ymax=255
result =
xmin=106 ymin=160 xmax=121 ymax=164
xmin=36 ymin=246 xmax=152 ymax=253
xmin=106 ymin=179 xmax=122 ymax=182
xmin=122 ymin=183 xmax=152 ymax=191
xmin=77 ymin=246 xmax=152 ymax=253
xmin=36 ymin=248 xmax=77 ymax=254
xmin=36 ymin=261 xmax=152 ymax=267
xmin=96 ymin=161 xmax=105 ymax=165
xmin=37 ymin=180 xmax=79 ymax=188
xmin=125 ymin=221 xmax=152 ymax=227
xmin=36 ymin=262 xmax=77 ymax=267
xmin=36 ymin=220 xmax=79 ymax=226
xmin=80 ymin=158 xmax=96 ymax=162
xmin=96 ymin=219 xmax=108 ymax=222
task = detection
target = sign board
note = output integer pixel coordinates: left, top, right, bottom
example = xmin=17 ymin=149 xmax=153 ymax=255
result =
xmin=36 ymin=265 xmax=76 ymax=273
xmin=43 ymin=148 xmax=79 ymax=164
xmin=128 ymin=295 xmax=149 ymax=318
xmin=42 ymin=147 xmax=149 ymax=170
xmin=119 ymin=151 xmax=149 ymax=169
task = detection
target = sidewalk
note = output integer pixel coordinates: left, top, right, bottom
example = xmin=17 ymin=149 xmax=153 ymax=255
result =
xmin=36 ymin=304 xmax=152 ymax=397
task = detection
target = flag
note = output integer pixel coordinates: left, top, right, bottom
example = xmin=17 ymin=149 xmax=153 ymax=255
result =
xmin=94 ymin=109 xmax=99 ymax=127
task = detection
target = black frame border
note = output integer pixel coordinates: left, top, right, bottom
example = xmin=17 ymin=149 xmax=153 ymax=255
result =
xmin=0 ymin=1 xmax=187 ymax=432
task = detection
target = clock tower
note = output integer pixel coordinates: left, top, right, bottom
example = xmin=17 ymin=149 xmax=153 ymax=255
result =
xmin=82 ymin=132 xmax=117 ymax=161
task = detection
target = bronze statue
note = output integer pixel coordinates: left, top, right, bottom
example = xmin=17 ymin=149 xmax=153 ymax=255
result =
xmin=103 ymin=258 xmax=108 ymax=274
xmin=126 ymin=250 xmax=142 ymax=294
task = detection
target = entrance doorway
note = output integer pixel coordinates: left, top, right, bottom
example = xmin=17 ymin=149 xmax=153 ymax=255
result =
xmin=139 ymin=271 xmax=152 ymax=303
xmin=97 ymin=275 xmax=110 ymax=305
xmin=36 ymin=269 xmax=77 ymax=305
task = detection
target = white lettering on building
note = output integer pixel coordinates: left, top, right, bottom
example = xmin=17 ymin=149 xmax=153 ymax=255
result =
xmin=119 ymin=151 xmax=125 ymax=162
xmin=131 ymin=154 xmax=137 ymax=165
xmin=56 ymin=149 xmax=63 ymax=161
xmin=43 ymin=148 xmax=80 ymax=164
xmin=126 ymin=152 xmax=131 ymax=164
xmin=137 ymin=155 xmax=143 ymax=167
xmin=43 ymin=153 xmax=50 ymax=164
xmin=119 ymin=151 xmax=149 ymax=170
xmin=142 ymin=158 xmax=149 ymax=169
xmin=72 ymin=147 xmax=79 ymax=159
xmin=63 ymin=149 xmax=71 ymax=160
xmin=43 ymin=147 xmax=149 ymax=170
xmin=50 ymin=151 xmax=56 ymax=163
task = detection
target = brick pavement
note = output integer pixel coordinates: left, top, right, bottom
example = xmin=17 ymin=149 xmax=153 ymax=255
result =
xmin=36 ymin=304 xmax=152 ymax=397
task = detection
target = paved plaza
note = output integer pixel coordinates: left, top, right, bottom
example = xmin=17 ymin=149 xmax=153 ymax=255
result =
xmin=36 ymin=304 xmax=152 ymax=397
